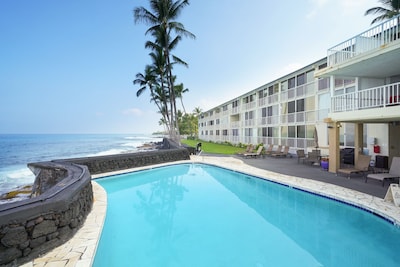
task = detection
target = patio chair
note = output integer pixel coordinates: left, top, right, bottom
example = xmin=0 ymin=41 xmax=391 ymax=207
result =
xmin=296 ymin=149 xmax=306 ymax=164
xmin=237 ymin=144 xmax=254 ymax=156
xmin=244 ymin=145 xmax=264 ymax=158
xmin=304 ymin=150 xmax=321 ymax=165
xmin=271 ymin=146 xmax=290 ymax=157
xmin=337 ymin=154 xmax=371 ymax=179
xmin=366 ymin=157 xmax=400 ymax=186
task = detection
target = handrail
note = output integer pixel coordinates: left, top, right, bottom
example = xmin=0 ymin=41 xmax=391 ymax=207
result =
xmin=328 ymin=15 xmax=400 ymax=66
xmin=332 ymin=82 xmax=400 ymax=112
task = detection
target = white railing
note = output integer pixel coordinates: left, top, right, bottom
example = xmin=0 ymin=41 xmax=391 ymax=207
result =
xmin=258 ymin=97 xmax=267 ymax=107
xmin=332 ymin=82 xmax=400 ymax=112
xmin=231 ymin=121 xmax=240 ymax=128
xmin=268 ymin=94 xmax=279 ymax=104
xmin=259 ymin=116 xmax=280 ymax=125
xmin=243 ymin=101 xmax=256 ymax=111
xmin=231 ymin=106 xmax=240 ymax=114
xmin=328 ymin=15 xmax=400 ymax=66
xmin=244 ymin=119 xmax=255 ymax=127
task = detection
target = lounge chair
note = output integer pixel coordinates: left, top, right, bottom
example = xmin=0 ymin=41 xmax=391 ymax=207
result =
xmin=267 ymin=145 xmax=282 ymax=157
xmin=337 ymin=154 xmax=371 ymax=179
xmin=271 ymin=146 xmax=290 ymax=157
xmin=244 ymin=145 xmax=264 ymax=158
xmin=237 ymin=144 xmax=253 ymax=156
xmin=296 ymin=149 xmax=306 ymax=164
xmin=366 ymin=157 xmax=400 ymax=186
xmin=263 ymin=144 xmax=274 ymax=156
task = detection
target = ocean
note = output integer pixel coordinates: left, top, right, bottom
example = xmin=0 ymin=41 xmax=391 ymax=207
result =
xmin=0 ymin=134 xmax=163 ymax=195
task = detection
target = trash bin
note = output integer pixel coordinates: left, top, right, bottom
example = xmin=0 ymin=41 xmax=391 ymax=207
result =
xmin=321 ymin=160 xmax=329 ymax=170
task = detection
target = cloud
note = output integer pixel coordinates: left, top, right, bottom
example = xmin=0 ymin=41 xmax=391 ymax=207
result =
xmin=122 ymin=108 xmax=143 ymax=116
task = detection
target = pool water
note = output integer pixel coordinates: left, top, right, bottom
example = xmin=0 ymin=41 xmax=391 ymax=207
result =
xmin=93 ymin=164 xmax=400 ymax=267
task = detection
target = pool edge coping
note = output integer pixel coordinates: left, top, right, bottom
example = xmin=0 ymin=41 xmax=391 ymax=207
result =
xmin=24 ymin=155 xmax=400 ymax=266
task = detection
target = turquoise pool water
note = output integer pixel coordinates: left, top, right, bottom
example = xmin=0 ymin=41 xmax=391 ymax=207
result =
xmin=93 ymin=163 xmax=400 ymax=267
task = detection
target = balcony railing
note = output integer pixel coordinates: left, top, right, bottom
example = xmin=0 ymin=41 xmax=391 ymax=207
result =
xmin=328 ymin=15 xmax=400 ymax=66
xmin=332 ymin=82 xmax=400 ymax=112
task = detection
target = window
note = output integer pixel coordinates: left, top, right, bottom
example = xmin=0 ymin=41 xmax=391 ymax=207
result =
xmin=297 ymin=125 xmax=306 ymax=138
xmin=281 ymin=80 xmax=288 ymax=91
xmin=261 ymin=127 xmax=273 ymax=137
xmin=261 ymin=107 xmax=267 ymax=117
xmin=243 ymin=95 xmax=255 ymax=104
xmin=245 ymin=111 xmax=253 ymax=120
xmin=223 ymin=129 xmax=228 ymax=136
xmin=216 ymin=119 xmax=220 ymax=125
xmin=258 ymin=90 xmax=264 ymax=99
xmin=296 ymin=99 xmax=305 ymax=112
xmin=288 ymin=77 xmax=296 ymax=89
xmin=232 ymin=100 xmax=238 ymax=108
xmin=288 ymin=126 xmax=296 ymax=138
xmin=223 ymin=105 xmax=228 ymax=111
xmin=297 ymin=73 xmax=305 ymax=86
xmin=318 ymin=62 xmax=327 ymax=70
xmin=288 ymin=101 xmax=296 ymax=113
xmin=268 ymin=106 xmax=273 ymax=116
xmin=318 ymin=78 xmax=329 ymax=90
xmin=216 ymin=130 xmax=220 ymax=136
xmin=245 ymin=128 xmax=252 ymax=136
xmin=232 ymin=129 xmax=239 ymax=136
xmin=268 ymin=85 xmax=274 ymax=95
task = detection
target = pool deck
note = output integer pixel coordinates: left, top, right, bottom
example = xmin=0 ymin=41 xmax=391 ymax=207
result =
xmin=22 ymin=154 xmax=400 ymax=266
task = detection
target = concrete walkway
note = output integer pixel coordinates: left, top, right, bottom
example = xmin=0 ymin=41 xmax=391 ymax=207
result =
xmin=210 ymin=153 xmax=392 ymax=198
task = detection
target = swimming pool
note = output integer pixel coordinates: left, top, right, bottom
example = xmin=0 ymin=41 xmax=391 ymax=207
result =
xmin=93 ymin=163 xmax=400 ymax=267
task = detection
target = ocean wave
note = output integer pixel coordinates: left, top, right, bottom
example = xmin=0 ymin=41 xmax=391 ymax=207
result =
xmin=5 ymin=168 xmax=35 ymax=180
xmin=0 ymin=167 xmax=35 ymax=195
xmin=91 ymin=148 xmax=135 ymax=157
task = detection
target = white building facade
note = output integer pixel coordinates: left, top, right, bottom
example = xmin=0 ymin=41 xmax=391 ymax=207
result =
xmin=198 ymin=16 xmax=400 ymax=173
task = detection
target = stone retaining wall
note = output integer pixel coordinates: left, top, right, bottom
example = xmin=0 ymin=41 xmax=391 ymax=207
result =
xmin=0 ymin=140 xmax=190 ymax=266
xmin=59 ymin=147 xmax=190 ymax=175
xmin=0 ymin=163 xmax=93 ymax=267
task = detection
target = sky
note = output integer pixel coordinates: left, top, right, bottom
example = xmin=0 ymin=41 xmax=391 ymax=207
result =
xmin=0 ymin=0 xmax=380 ymax=134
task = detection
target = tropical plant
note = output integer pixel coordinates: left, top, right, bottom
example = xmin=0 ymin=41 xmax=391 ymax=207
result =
xmin=365 ymin=0 xmax=400 ymax=24
xmin=133 ymin=0 xmax=195 ymax=142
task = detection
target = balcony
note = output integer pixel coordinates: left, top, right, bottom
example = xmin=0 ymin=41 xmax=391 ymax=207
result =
xmin=331 ymin=82 xmax=400 ymax=122
xmin=317 ymin=15 xmax=400 ymax=78
xmin=328 ymin=16 xmax=400 ymax=67
xmin=332 ymin=82 xmax=400 ymax=112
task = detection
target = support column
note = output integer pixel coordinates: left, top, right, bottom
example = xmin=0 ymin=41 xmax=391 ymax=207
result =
xmin=328 ymin=121 xmax=340 ymax=173
xmin=354 ymin=123 xmax=364 ymax=163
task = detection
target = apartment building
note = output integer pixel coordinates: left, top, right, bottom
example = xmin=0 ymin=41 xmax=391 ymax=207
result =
xmin=198 ymin=15 xmax=400 ymax=173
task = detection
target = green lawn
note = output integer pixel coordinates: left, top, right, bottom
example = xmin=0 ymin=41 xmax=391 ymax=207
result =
xmin=180 ymin=139 xmax=248 ymax=155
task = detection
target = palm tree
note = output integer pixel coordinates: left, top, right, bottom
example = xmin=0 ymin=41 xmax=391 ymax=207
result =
xmin=133 ymin=64 xmax=169 ymax=129
xmin=173 ymin=79 xmax=189 ymax=114
xmin=365 ymin=0 xmax=400 ymax=24
xmin=134 ymin=0 xmax=195 ymax=141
